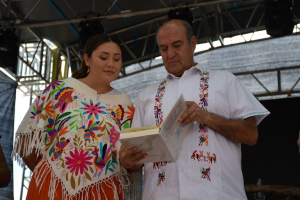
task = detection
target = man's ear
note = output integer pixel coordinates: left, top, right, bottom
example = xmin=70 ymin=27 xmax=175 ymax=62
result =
xmin=191 ymin=36 xmax=197 ymax=51
xmin=84 ymin=54 xmax=90 ymax=67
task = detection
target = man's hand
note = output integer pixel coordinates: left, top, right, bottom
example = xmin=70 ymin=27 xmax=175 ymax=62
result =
xmin=178 ymin=101 xmax=258 ymax=146
xmin=119 ymin=145 xmax=147 ymax=171
xmin=179 ymin=101 xmax=208 ymax=126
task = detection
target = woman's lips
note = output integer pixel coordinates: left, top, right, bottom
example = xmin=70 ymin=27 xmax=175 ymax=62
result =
xmin=104 ymin=70 xmax=114 ymax=75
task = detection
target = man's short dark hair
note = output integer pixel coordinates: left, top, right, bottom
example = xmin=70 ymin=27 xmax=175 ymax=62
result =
xmin=156 ymin=19 xmax=195 ymax=45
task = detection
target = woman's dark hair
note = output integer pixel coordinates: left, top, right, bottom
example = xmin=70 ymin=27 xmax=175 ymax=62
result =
xmin=72 ymin=34 xmax=121 ymax=79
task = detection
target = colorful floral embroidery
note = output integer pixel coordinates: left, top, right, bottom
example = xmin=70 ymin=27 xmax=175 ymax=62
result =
xmin=43 ymin=80 xmax=63 ymax=94
xmin=65 ymin=148 xmax=93 ymax=176
xmin=107 ymin=104 xmax=125 ymax=129
xmin=199 ymin=71 xmax=210 ymax=133
xmin=198 ymin=133 xmax=208 ymax=146
xmin=191 ymin=150 xmax=217 ymax=163
xmin=200 ymin=166 xmax=211 ymax=181
xmin=14 ymin=78 xmax=134 ymax=196
xmin=54 ymin=87 xmax=79 ymax=113
xmin=50 ymin=137 xmax=72 ymax=161
xmin=80 ymin=100 xmax=106 ymax=120
xmin=109 ymin=126 xmax=120 ymax=148
xmin=154 ymin=79 xmax=167 ymax=127
xmin=157 ymin=171 xmax=165 ymax=186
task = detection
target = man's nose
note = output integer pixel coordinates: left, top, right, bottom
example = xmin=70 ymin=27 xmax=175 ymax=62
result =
xmin=167 ymin=48 xmax=176 ymax=58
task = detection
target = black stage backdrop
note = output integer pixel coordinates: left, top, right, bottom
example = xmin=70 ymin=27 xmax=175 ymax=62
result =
xmin=0 ymin=71 xmax=17 ymax=200
xmin=242 ymin=97 xmax=300 ymax=200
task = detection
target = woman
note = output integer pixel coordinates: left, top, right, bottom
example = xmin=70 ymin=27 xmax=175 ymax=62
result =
xmin=12 ymin=34 xmax=146 ymax=200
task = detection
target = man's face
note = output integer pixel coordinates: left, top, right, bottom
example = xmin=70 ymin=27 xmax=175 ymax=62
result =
xmin=157 ymin=20 xmax=196 ymax=77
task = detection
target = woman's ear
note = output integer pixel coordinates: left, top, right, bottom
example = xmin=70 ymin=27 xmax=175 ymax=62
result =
xmin=84 ymin=54 xmax=90 ymax=67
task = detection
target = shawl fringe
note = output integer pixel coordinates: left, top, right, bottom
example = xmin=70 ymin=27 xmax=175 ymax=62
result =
xmin=11 ymin=128 xmax=133 ymax=200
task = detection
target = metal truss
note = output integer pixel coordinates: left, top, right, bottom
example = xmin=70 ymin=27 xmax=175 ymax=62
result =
xmin=235 ymin=66 xmax=300 ymax=99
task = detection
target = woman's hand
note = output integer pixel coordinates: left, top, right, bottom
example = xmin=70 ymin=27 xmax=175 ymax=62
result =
xmin=119 ymin=145 xmax=147 ymax=171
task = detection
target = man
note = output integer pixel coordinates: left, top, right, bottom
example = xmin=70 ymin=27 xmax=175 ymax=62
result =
xmin=120 ymin=19 xmax=269 ymax=200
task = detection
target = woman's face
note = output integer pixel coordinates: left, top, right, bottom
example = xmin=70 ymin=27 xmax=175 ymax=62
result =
xmin=84 ymin=42 xmax=122 ymax=83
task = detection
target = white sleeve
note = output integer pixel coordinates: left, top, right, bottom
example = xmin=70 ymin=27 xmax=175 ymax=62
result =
xmin=131 ymin=93 xmax=145 ymax=128
xmin=226 ymin=71 xmax=270 ymax=125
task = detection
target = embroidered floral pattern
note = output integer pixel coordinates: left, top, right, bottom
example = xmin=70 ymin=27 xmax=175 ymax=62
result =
xmin=154 ymin=79 xmax=167 ymax=127
xmin=43 ymin=80 xmax=63 ymax=94
xmin=106 ymin=104 xmax=125 ymax=129
xmin=81 ymin=100 xmax=106 ymax=120
xmin=65 ymin=148 xmax=93 ymax=176
xmin=199 ymin=71 xmax=210 ymax=133
xmin=14 ymin=79 xmax=134 ymax=197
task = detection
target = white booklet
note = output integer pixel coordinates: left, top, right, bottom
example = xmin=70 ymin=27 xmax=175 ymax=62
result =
xmin=120 ymin=94 xmax=192 ymax=163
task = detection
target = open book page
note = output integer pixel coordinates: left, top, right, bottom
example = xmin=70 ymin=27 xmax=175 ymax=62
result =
xmin=159 ymin=94 xmax=193 ymax=159
xmin=121 ymin=133 xmax=174 ymax=164
xmin=119 ymin=94 xmax=191 ymax=163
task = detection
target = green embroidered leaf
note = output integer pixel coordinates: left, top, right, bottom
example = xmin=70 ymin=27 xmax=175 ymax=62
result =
xmin=85 ymin=171 xmax=92 ymax=181
xmin=55 ymin=120 xmax=61 ymax=126
xmin=112 ymin=159 xmax=118 ymax=164
xmin=106 ymin=160 xmax=112 ymax=167
xmin=58 ymin=112 xmax=71 ymax=120
xmin=70 ymin=126 xmax=75 ymax=130
xmin=74 ymin=110 xmax=80 ymax=112
xmin=80 ymin=112 xmax=83 ymax=118
xmin=49 ymin=145 xmax=54 ymax=156
xmin=71 ymin=173 xmax=76 ymax=190
xmin=78 ymin=175 xmax=81 ymax=186
xmin=33 ymin=106 xmax=36 ymax=113
xmin=71 ymin=114 xmax=78 ymax=119
xmin=56 ymin=113 xmax=60 ymax=119
xmin=61 ymin=82 xmax=65 ymax=88
xmin=76 ymin=125 xmax=79 ymax=131
xmin=89 ymin=166 xmax=94 ymax=174
xmin=89 ymin=122 xmax=98 ymax=129
xmin=55 ymin=84 xmax=60 ymax=90
xmin=66 ymin=172 xmax=69 ymax=181
xmin=44 ymin=126 xmax=53 ymax=132
xmin=84 ymin=98 xmax=87 ymax=102
xmin=108 ymin=168 xmax=114 ymax=172
xmin=69 ymin=121 xmax=76 ymax=127
xmin=44 ymin=134 xmax=48 ymax=145
xmin=123 ymin=122 xmax=130 ymax=129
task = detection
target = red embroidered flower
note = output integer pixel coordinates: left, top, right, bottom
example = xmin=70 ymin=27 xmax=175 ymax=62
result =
xmin=80 ymin=100 xmax=106 ymax=120
xmin=65 ymin=149 xmax=93 ymax=176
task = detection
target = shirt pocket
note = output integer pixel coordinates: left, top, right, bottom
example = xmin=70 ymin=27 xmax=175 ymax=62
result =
xmin=187 ymin=149 xmax=222 ymax=191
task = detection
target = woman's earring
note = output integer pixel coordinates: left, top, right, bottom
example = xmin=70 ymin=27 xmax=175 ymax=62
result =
xmin=87 ymin=67 xmax=90 ymax=73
